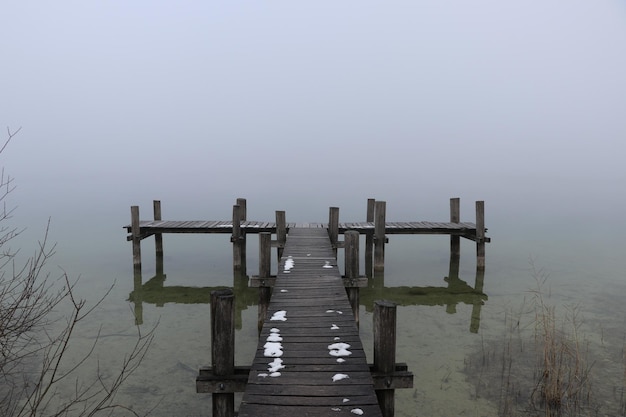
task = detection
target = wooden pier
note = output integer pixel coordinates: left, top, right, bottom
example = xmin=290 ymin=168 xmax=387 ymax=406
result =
xmin=125 ymin=198 xmax=489 ymax=277
xmin=125 ymin=197 xmax=488 ymax=416
xmin=243 ymin=227 xmax=381 ymax=416
xmin=196 ymin=227 xmax=413 ymax=417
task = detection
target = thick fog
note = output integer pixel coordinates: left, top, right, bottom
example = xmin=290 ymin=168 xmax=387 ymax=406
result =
xmin=1 ymin=1 xmax=625 ymax=225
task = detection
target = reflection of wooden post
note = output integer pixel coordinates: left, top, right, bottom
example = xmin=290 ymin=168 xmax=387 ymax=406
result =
xmin=133 ymin=269 xmax=143 ymax=326
xmin=236 ymin=198 xmax=247 ymax=275
xmin=476 ymin=201 xmax=485 ymax=269
xmin=374 ymin=201 xmax=386 ymax=272
xmin=470 ymin=266 xmax=486 ymax=333
xmin=450 ymin=197 xmax=460 ymax=257
xmin=131 ymin=206 xmax=142 ymax=276
xmin=365 ymin=198 xmax=375 ymax=278
xmin=276 ymin=210 xmax=286 ymax=259
xmin=344 ymin=230 xmax=360 ymax=326
xmin=328 ymin=207 xmax=339 ymax=255
xmin=211 ymin=289 xmax=235 ymax=417
xmin=232 ymin=204 xmax=243 ymax=271
xmin=374 ymin=300 xmax=397 ymax=417
xmin=258 ymin=233 xmax=272 ymax=334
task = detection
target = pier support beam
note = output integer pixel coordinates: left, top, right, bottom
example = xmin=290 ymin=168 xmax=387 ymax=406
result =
xmin=131 ymin=205 xmax=142 ymax=276
xmin=328 ymin=206 xmax=339 ymax=255
xmin=231 ymin=204 xmax=244 ymax=272
xmin=365 ymin=198 xmax=375 ymax=278
xmin=374 ymin=300 xmax=397 ymax=417
xmin=237 ymin=198 xmax=247 ymax=275
xmin=476 ymin=200 xmax=485 ymax=269
xmin=210 ymin=289 xmax=235 ymax=417
xmin=258 ymin=232 xmax=272 ymax=334
xmin=449 ymin=197 xmax=460 ymax=257
xmin=374 ymin=201 xmax=387 ymax=272
xmin=275 ymin=210 xmax=286 ymax=259
xmin=153 ymin=200 xmax=163 ymax=257
xmin=344 ymin=230 xmax=360 ymax=326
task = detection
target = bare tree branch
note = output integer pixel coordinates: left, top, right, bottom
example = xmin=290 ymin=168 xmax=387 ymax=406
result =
xmin=0 ymin=127 xmax=155 ymax=417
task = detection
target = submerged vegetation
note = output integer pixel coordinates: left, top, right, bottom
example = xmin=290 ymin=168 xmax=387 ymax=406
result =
xmin=465 ymin=261 xmax=625 ymax=417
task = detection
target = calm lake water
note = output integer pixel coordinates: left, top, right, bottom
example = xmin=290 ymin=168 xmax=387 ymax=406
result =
xmin=12 ymin=191 xmax=625 ymax=417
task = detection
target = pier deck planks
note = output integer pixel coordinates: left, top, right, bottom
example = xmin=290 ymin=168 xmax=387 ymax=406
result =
xmin=237 ymin=228 xmax=382 ymax=417
xmin=125 ymin=220 xmax=480 ymax=240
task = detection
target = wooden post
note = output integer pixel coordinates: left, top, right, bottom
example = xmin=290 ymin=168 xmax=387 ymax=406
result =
xmin=328 ymin=207 xmax=339 ymax=255
xmin=365 ymin=198 xmax=375 ymax=278
xmin=344 ymin=230 xmax=360 ymax=326
xmin=210 ymin=289 xmax=235 ymax=417
xmin=449 ymin=197 xmax=460 ymax=257
xmin=236 ymin=198 xmax=247 ymax=275
xmin=476 ymin=200 xmax=485 ymax=269
xmin=153 ymin=200 xmax=163 ymax=256
xmin=374 ymin=201 xmax=386 ymax=272
xmin=259 ymin=232 xmax=271 ymax=279
xmin=275 ymin=210 xmax=286 ymax=259
xmin=374 ymin=300 xmax=397 ymax=417
xmin=258 ymin=232 xmax=272 ymax=334
xmin=232 ymin=204 xmax=243 ymax=271
xmin=131 ymin=206 xmax=142 ymax=276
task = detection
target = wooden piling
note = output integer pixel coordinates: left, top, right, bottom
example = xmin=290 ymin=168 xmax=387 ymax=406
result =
xmin=374 ymin=201 xmax=386 ymax=272
xmin=210 ymin=289 xmax=235 ymax=417
xmin=259 ymin=232 xmax=271 ymax=279
xmin=365 ymin=198 xmax=375 ymax=278
xmin=131 ymin=206 xmax=141 ymax=275
xmin=450 ymin=197 xmax=460 ymax=257
xmin=153 ymin=200 xmax=163 ymax=257
xmin=237 ymin=198 xmax=247 ymax=274
xmin=231 ymin=204 xmax=243 ymax=271
xmin=328 ymin=206 xmax=339 ymax=255
xmin=258 ymin=232 xmax=272 ymax=334
xmin=344 ymin=230 xmax=360 ymax=326
xmin=476 ymin=201 xmax=485 ymax=269
xmin=374 ymin=300 xmax=397 ymax=417
xmin=275 ymin=210 xmax=286 ymax=259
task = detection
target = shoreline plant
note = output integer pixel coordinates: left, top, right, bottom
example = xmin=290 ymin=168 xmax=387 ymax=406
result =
xmin=0 ymin=127 xmax=155 ymax=417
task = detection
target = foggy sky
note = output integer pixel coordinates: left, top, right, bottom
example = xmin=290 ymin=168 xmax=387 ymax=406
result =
xmin=1 ymin=1 xmax=625 ymax=223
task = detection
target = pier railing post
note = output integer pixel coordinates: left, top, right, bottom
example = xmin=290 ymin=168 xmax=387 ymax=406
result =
xmin=476 ymin=200 xmax=485 ymax=269
xmin=374 ymin=300 xmax=397 ymax=417
xmin=374 ymin=201 xmax=387 ymax=272
xmin=210 ymin=289 xmax=235 ymax=417
xmin=276 ymin=210 xmax=286 ymax=259
xmin=153 ymin=200 xmax=163 ymax=257
xmin=231 ymin=204 xmax=243 ymax=271
xmin=365 ymin=198 xmax=375 ymax=278
xmin=344 ymin=230 xmax=360 ymax=326
xmin=328 ymin=206 xmax=339 ymax=255
xmin=449 ymin=197 xmax=460 ymax=257
xmin=237 ymin=198 xmax=247 ymax=275
xmin=258 ymin=232 xmax=272 ymax=334
xmin=131 ymin=206 xmax=142 ymax=276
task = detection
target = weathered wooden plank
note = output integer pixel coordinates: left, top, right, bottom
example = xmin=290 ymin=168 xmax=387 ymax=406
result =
xmin=243 ymin=392 xmax=378 ymax=406
xmin=238 ymin=403 xmax=382 ymax=417
xmin=238 ymin=227 xmax=383 ymax=417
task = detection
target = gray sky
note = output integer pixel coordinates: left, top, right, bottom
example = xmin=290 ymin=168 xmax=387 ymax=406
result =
xmin=1 ymin=1 xmax=625 ymax=222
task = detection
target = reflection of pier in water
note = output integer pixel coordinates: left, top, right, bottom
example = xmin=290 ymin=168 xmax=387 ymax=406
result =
xmin=129 ymin=237 xmax=487 ymax=333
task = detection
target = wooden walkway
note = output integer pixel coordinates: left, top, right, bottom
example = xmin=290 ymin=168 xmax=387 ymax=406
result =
xmin=125 ymin=220 xmax=480 ymax=238
xmin=237 ymin=227 xmax=382 ymax=417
